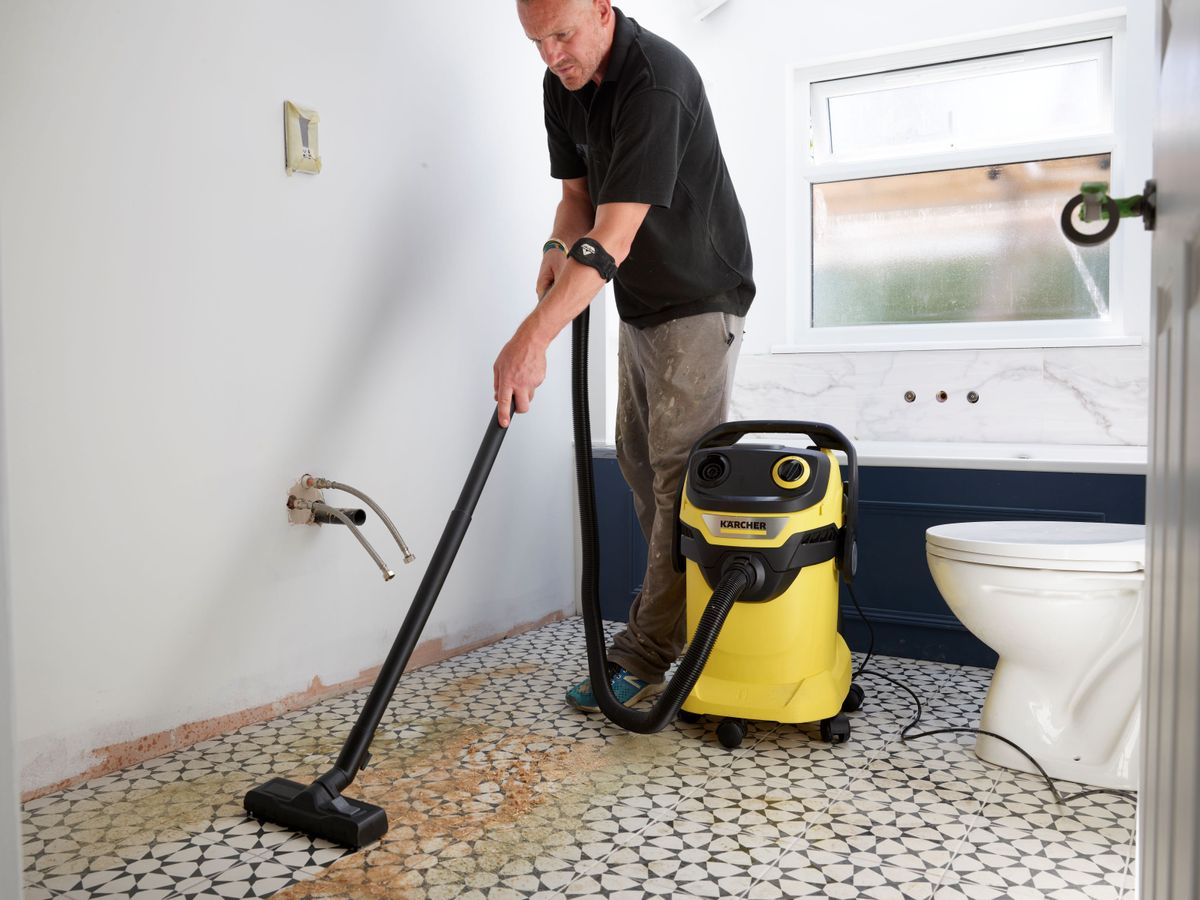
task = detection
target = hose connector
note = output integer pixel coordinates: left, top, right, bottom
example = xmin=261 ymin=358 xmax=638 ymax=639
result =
xmin=720 ymin=554 xmax=764 ymax=595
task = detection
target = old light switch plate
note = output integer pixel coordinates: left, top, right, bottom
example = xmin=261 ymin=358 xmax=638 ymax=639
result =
xmin=284 ymin=100 xmax=321 ymax=175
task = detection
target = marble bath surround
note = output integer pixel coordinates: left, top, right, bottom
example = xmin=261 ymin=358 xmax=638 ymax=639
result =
xmin=731 ymin=346 xmax=1149 ymax=451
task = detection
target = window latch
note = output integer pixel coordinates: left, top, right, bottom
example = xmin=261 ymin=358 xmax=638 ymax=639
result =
xmin=1061 ymin=179 xmax=1157 ymax=246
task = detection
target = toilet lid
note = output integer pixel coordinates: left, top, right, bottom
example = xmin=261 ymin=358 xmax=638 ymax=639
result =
xmin=926 ymin=521 xmax=1145 ymax=570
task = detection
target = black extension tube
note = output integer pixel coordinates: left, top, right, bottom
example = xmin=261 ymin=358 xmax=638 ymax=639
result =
xmin=570 ymin=307 xmax=753 ymax=733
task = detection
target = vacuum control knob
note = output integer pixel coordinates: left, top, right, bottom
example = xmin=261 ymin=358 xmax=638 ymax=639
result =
xmin=778 ymin=459 xmax=805 ymax=481
xmin=772 ymin=455 xmax=810 ymax=489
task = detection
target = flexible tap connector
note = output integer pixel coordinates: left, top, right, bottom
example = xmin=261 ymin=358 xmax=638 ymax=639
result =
xmin=291 ymin=496 xmax=394 ymax=581
xmin=304 ymin=476 xmax=416 ymax=565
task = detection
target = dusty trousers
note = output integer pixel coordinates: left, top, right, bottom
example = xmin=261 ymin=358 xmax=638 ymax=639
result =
xmin=607 ymin=310 xmax=744 ymax=684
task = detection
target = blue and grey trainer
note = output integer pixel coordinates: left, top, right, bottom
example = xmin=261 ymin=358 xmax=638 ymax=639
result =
xmin=565 ymin=662 xmax=664 ymax=713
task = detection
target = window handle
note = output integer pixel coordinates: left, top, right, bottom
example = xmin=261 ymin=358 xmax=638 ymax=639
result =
xmin=1061 ymin=179 xmax=1156 ymax=246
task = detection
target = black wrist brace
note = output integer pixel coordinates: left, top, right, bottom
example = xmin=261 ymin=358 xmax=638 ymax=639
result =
xmin=568 ymin=237 xmax=618 ymax=282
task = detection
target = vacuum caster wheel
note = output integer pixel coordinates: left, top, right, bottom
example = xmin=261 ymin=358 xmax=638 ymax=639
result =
xmin=819 ymin=713 xmax=851 ymax=744
xmin=841 ymin=683 xmax=865 ymax=713
xmin=678 ymin=709 xmax=702 ymax=724
xmin=716 ymin=718 xmax=747 ymax=749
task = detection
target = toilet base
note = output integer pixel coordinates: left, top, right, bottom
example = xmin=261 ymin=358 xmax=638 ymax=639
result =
xmin=972 ymin=662 xmax=1140 ymax=792
xmin=974 ymin=733 xmax=1137 ymax=792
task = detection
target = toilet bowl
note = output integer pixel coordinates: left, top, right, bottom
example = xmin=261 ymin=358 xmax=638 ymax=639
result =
xmin=926 ymin=520 xmax=1144 ymax=790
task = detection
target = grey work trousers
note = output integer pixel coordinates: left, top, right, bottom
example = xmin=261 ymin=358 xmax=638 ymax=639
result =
xmin=607 ymin=311 xmax=744 ymax=684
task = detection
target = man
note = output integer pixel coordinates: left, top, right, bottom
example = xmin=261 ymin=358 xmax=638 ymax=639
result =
xmin=494 ymin=0 xmax=754 ymax=710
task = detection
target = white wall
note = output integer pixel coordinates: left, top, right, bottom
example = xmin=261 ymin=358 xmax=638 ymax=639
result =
xmin=0 ymin=230 xmax=24 ymax=900
xmin=622 ymin=0 xmax=1156 ymax=447
xmin=0 ymin=1 xmax=579 ymax=793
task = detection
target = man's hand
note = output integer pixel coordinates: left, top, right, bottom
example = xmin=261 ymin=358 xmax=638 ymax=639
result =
xmin=493 ymin=324 xmax=548 ymax=428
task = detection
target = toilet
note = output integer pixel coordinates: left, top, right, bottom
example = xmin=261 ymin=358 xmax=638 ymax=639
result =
xmin=925 ymin=520 xmax=1145 ymax=790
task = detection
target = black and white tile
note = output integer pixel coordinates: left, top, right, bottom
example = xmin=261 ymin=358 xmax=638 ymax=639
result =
xmin=21 ymin=617 xmax=1137 ymax=898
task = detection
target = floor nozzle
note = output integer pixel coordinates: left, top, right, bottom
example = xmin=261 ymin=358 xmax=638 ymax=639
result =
xmin=244 ymin=777 xmax=387 ymax=849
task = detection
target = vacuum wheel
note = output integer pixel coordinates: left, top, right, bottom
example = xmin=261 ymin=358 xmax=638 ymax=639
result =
xmin=841 ymin=682 xmax=865 ymax=714
xmin=678 ymin=709 xmax=702 ymax=724
xmin=716 ymin=718 xmax=747 ymax=749
xmin=819 ymin=713 xmax=851 ymax=744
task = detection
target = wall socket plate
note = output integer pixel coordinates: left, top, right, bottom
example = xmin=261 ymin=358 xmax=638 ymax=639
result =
xmin=283 ymin=100 xmax=321 ymax=175
xmin=288 ymin=475 xmax=324 ymax=525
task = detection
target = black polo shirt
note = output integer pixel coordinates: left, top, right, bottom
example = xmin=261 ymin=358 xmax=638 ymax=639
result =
xmin=542 ymin=8 xmax=754 ymax=328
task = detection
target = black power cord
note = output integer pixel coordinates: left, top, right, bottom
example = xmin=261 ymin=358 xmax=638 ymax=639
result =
xmin=844 ymin=583 xmax=1138 ymax=806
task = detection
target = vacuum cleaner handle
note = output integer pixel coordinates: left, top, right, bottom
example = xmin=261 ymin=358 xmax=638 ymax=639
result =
xmin=686 ymin=420 xmax=858 ymax=582
xmin=693 ymin=419 xmax=853 ymax=457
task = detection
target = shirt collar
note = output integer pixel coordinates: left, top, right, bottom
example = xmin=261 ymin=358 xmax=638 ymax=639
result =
xmin=602 ymin=7 xmax=635 ymax=84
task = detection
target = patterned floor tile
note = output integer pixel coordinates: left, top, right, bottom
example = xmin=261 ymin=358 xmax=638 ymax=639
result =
xmin=930 ymin=883 xmax=1009 ymax=899
xmin=19 ymin=617 xmax=1137 ymax=900
xmin=735 ymin=738 xmax=874 ymax=800
xmin=938 ymin=835 xmax=1134 ymax=899
xmin=827 ymin=753 xmax=994 ymax=854
xmin=168 ymin=853 xmax=300 ymax=898
xmin=42 ymin=844 xmax=267 ymax=897
xmin=945 ymin=818 xmax=1134 ymax=893
xmin=968 ymin=772 xmax=1137 ymax=849
xmin=796 ymin=803 xmax=964 ymax=874
xmin=768 ymin=845 xmax=939 ymax=899
xmin=22 ymin=766 xmax=261 ymax=880
xmin=567 ymin=839 xmax=783 ymax=898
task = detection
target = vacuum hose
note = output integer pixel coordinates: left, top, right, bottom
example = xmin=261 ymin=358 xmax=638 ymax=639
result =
xmin=571 ymin=307 xmax=753 ymax=733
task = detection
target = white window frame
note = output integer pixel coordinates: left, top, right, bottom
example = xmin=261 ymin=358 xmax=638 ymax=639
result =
xmin=780 ymin=13 xmax=1141 ymax=354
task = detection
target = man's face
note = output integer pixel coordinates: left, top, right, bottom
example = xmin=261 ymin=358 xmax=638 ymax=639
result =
xmin=518 ymin=0 xmax=612 ymax=91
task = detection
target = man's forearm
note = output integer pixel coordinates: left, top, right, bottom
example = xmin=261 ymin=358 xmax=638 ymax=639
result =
xmin=493 ymin=199 xmax=649 ymax=424
xmin=526 ymin=200 xmax=650 ymax=347
xmin=522 ymin=260 xmax=606 ymax=347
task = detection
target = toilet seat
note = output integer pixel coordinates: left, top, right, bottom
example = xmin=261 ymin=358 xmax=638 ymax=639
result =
xmin=926 ymin=521 xmax=1145 ymax=572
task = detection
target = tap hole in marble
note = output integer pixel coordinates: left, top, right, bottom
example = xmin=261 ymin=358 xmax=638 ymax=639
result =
xmin=936 ymin=390 xmax=949 ymax=403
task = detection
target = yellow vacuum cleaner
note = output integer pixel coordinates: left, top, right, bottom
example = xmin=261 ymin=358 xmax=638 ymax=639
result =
xmin=673 ymin=421 xmax=862 ymax=748
xmin=572 ymin=311 xmax=862 ymax=748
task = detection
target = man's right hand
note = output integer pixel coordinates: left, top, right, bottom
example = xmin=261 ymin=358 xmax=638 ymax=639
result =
xmin=493 ymin=322 xmax=549 ymax=428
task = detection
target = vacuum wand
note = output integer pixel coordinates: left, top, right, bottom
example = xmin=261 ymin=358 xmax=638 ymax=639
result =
xmin=243 ymin=405 xmax=513 ymax=849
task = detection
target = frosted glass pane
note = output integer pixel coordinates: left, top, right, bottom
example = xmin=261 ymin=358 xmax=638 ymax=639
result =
xmin=810 ymin=39 xmax=1112 ymax=162
xmin=811 ymin=155 xmax=1110 ymax=328
xmin=826 ymin=60 xmax=1104 ymax=160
